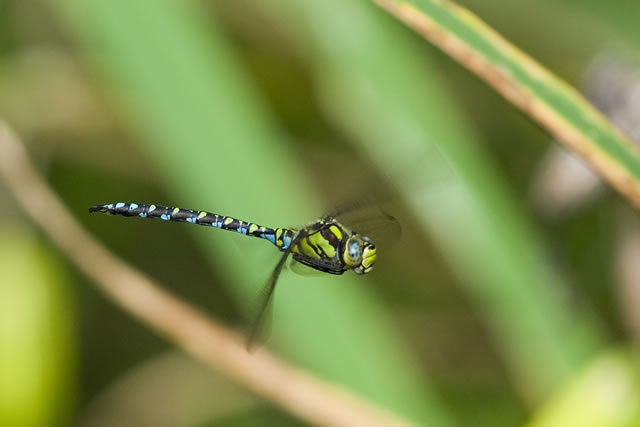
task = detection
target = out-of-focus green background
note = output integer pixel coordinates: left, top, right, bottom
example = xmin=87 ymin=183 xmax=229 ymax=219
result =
xmin=2 ymin=1 xmax=640 ymax=426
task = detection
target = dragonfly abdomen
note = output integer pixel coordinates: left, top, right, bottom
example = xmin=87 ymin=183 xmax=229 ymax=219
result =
xmin=89 ymin=202 xmax=296 ymax=249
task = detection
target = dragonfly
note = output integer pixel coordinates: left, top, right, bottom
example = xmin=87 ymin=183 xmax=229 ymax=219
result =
xmin=89 ymin=201 xmax=394 ymax=348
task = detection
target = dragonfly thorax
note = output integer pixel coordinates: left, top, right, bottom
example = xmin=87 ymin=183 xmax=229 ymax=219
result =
xmin=288 ymin=218 xmax=376 ymax=275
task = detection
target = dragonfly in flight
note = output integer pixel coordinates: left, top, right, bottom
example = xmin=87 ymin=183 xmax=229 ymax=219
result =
xmin=90 ymin=201 xmax=395 ymax=348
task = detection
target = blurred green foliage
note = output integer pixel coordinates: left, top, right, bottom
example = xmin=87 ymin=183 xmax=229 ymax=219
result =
xmin=0 ymin=227 xmax=75 ymax=427
xmin=1 ymin=1 xmax=640 ymax=426
xmin=527 ymin=351 xmax=640 ymax=427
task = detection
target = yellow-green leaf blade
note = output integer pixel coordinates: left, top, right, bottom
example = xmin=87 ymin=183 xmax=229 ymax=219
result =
xmin=375 ymin=0 xmax=640 ymax=208
xmin=0 ymin=226 xmax=75 ymax=427
xmin=526 ymin=351 xmax=640 ymax=427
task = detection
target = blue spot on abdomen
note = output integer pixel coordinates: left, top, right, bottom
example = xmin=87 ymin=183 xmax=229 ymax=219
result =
xmin=283 ymin=234 xmax=292 ymax=249
xmin=263 ymin=233 xmax=276 ymax=244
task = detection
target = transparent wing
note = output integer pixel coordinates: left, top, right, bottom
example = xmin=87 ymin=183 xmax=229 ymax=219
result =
xmin=334 ymin=205 xmax=402 ymax=250
xmin=288 ymin=257 xmax=326 ymax=276
xmin=324 ymin=196 xmax=378 ymax=220
xmin=245 ymin=252 xmax=288 ymax=350
xmin=245 ymin=233 xmax=301 ymax=350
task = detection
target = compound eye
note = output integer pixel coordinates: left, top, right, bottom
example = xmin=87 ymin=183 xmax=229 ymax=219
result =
xmin=348 ymin=238 xmax=361 ymax=261
xmin=343 ymin=237 xmax=364 ymax=268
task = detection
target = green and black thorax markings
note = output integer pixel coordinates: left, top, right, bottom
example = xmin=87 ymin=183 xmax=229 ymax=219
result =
xmin=89 ymin=202 xmax=377 ymax=275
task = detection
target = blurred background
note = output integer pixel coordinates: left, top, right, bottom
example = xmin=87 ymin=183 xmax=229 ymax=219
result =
xmin=2 ymin=1 xmax=640 ymax=426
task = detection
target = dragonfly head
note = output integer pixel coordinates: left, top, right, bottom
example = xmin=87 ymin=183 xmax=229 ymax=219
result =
xmin=343 ymin=234 xmax=376 ymax=274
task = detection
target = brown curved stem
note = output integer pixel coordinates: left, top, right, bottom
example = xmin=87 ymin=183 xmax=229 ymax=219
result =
xmin=0 ymin=122 xmax=415 ymax=427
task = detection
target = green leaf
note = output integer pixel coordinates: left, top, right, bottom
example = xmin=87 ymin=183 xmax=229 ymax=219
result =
xmin=374 ymin=0 xmax=640 ymax=208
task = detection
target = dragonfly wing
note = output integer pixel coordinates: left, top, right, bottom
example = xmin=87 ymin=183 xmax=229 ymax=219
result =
xmin=288 ymin=257 xmax=325 ymax=276
xmin=336 ymin=206 xmax=402 ymax=249
xmin=350 ymin=215 xmax=401 ymax=249
xmin=324 ymin=197 xmax=377 ymax=220
xmin=246 ymin=232 xmax=301 ymax=350
xmin=246 ymin=252 xmax=288 ymax=350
